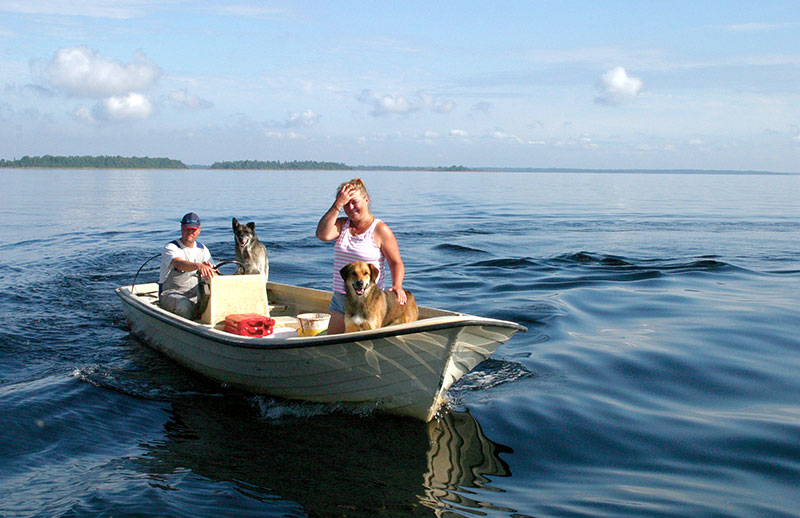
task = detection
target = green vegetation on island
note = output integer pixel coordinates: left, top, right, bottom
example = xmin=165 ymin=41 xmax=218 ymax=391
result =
xmin=14 ymin=157 xmax=777 ymax=175
xmin=0 ymin=155 xmax=187 ymax=169
xmin=210 ymin=160 xmax=350 ymax=170
xmin=0 ymin=155 xmax=477 ymax=172
xmin=353 ymin=165 xmax=471 ymax=171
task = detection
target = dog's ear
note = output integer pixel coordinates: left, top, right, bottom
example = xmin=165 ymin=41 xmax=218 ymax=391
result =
xmin=232 ymin=217 xmax=239 ymax=230
xmin=247 ymin=222 xmax=256 ymax=231
xmin=368 ymin=263 xmax=379 ymax=282
xmin=340 ymin=263 xmax=353 ymax=281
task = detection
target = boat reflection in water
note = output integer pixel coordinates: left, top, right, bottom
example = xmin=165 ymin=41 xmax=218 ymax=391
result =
xmin=137 ymin=396 xmax=515 ymax=516
xmin=420 ymin=410 xmax=514 ymax=515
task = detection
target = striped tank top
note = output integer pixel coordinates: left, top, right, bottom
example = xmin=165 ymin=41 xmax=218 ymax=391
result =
xmin=332 ymin=218 xmax=386 ymax=294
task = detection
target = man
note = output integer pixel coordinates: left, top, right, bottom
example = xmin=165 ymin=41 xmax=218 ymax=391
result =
xmin=159 ymin=212 xmax=217 ymax=319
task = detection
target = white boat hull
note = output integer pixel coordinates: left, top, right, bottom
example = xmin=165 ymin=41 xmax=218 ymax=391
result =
xmin=116 ymin=282 xmax=525 ymax=421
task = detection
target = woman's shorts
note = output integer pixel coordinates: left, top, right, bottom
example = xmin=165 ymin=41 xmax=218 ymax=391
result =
xmin=328 ymin=292 xmax=346 ymax=314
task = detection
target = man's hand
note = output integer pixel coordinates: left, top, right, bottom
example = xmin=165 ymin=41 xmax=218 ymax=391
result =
xmin=197 ymin=261 xmax=218 ymax=280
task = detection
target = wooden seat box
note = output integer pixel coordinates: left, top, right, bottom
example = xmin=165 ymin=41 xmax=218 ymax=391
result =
xmin=199 ymin=274 xmax=268 ymax=325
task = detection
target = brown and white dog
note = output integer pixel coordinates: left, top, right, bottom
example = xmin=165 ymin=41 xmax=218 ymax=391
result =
xmin=340 ymin=261 xmax=418 ymax=332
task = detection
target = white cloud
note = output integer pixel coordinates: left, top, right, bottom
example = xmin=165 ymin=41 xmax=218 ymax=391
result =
xmin=725 ymin=22 xmax=800 ymax=33
xmin=595 ymin=66 xmax=643 ymax=105
xmin=264 ymin=130 xmax=310 ymax=140
xmin=449 ymin=129 xmax=468 ymax=137
xmin=521 ymin=46 xmax=664 ymax=68
xmin=362 ymin=91 xmax=411 ymax=115
xmin=46 ymin=46 xmax=161 ymax=98
xmin=102 ymin=92 xmax=154 ymax=120
xmin=207 ymin=4 xmax=289 ymax=18
xmin=70 ymin=106 xmax=95 ymax=123
xmin=169 ymin=88 xmax=213 ymax=109
xmin=471 ymin=101 xmax=493 ymax=113
xmin=357 ymin=90 xmax=455 ymax=116
xmin=490 ymin=130 xmax=523 ymax=143
xmin=285 ymin=109 xmax=320 ymax=128
xmin=0 ymin=0 xmax=148 ymax=19
xmin=418 ymin=93 xmax=455 ymax=114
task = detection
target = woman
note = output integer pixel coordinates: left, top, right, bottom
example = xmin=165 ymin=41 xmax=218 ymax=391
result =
xmin=316 ymin=178 xmax=407 ymax=334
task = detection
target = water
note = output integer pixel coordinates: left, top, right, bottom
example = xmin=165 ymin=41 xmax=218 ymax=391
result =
xmin=1 ymin=169 xmax=799 ymax=517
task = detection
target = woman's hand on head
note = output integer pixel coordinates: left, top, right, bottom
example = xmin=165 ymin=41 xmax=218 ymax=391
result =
xmin=335 ymin=184 xmax=358 ymax=209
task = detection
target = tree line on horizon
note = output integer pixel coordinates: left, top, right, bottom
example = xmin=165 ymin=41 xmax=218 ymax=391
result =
xmin=211 ymin=161 xmax=471 ymax=171
xmin=210 ymin=159 xmax=350 ymax=170
xmin=0 ymin=155 xmax=187 ymax=169
xmin=0 ymin=155 xmax=474 ymax=171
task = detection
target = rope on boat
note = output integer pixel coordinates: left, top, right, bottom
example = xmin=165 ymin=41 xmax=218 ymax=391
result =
xmin=131 ymin=254 xmax=161 ymax=295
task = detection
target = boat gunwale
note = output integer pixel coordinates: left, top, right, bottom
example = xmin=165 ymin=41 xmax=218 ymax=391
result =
xmin=116 ymin=284 xmax=527 ymax=351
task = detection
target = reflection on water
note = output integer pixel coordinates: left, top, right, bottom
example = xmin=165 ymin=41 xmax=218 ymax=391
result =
xmin=138 ymin=396 xmax=513 ymax=516
xmin=421 ymin=410 xmax=514 ymax=516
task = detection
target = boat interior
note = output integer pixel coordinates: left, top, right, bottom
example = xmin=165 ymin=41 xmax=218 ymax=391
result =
xmin=128 ymin=274 xmax=455 ymax=336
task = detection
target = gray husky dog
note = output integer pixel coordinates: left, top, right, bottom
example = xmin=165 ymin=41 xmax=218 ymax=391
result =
xmin=232 ymin=217 xmax=269 ymax=281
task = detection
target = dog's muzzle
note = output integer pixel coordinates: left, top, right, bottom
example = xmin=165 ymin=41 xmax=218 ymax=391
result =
xmin=353 ymin=280 xmax=366 ymax=296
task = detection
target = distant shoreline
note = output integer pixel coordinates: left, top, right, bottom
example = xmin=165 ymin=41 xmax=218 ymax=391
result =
xmin=0 ymin=155 xmax=796 ymax=175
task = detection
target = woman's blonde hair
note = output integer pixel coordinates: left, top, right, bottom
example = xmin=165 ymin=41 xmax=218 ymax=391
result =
xmin=337 ymin=178 xmax=370 ymax=205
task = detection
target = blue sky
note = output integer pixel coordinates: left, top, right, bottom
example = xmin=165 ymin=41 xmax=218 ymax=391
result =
xmin=2 ymin=1 xmax=799 ymax=171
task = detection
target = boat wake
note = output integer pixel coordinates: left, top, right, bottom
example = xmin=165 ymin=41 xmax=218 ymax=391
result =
xmin=444 ymin=358 xmax=533 ymax=412
xmin=455 ymin=358 xmax=532 ymax=391
xmin=70 ymin=365 xmax=224 ymax=401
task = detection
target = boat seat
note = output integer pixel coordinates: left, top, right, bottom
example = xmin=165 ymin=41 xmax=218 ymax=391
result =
xmin=199 ymin=274 xmax=269 ymax=325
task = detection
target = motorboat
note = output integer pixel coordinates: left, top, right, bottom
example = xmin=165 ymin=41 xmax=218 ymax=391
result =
xmin=116 ymin=275 xmax=526 ymax=421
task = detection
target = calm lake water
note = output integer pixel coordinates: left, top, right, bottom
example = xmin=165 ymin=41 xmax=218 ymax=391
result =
xmin=1 ymin=168 xmax=799 ymax=517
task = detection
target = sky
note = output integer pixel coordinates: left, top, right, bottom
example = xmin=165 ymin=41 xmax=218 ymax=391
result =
xmin=1 ymin=1 xmax=800 ymax=172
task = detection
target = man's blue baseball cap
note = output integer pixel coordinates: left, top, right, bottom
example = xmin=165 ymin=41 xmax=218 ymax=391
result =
xmin=180 ymin=212 xmax=201 ymax=228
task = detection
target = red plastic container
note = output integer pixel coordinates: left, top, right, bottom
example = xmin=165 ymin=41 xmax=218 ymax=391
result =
xmin=224 ymin=313 xmax=275 ymax=337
